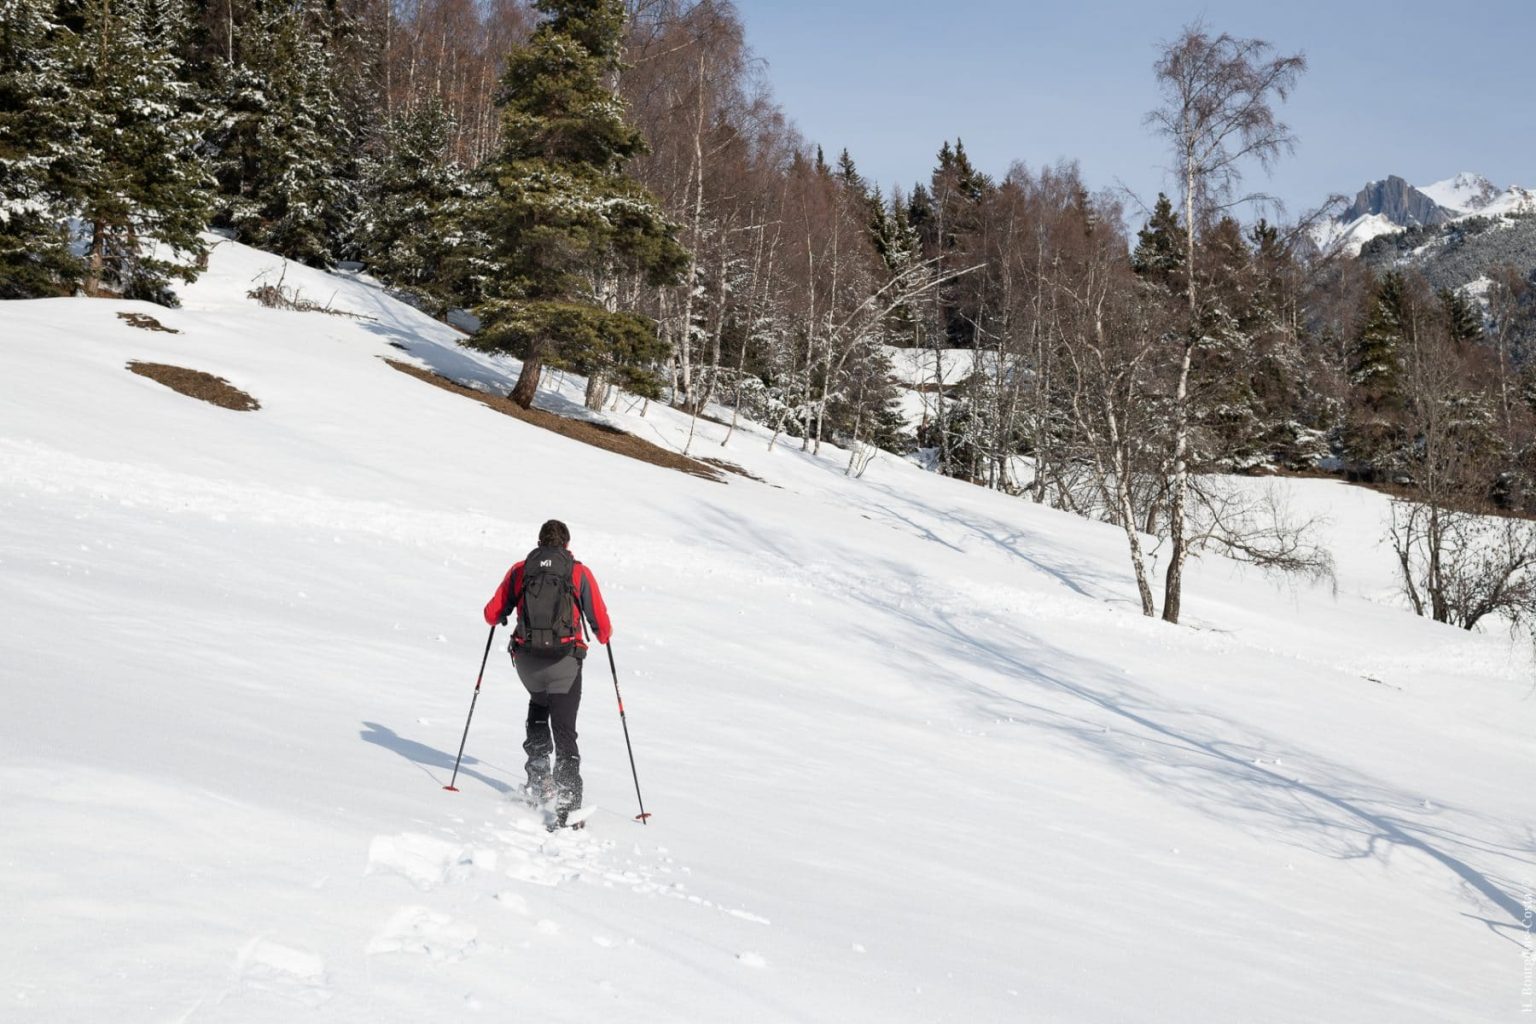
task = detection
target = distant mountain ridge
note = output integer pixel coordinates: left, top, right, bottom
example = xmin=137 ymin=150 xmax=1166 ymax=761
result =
xmin=1339 ymin=175 xmax=1450 ymax=229
xmin=1314 ymin=172 xmax=1536 ymax=257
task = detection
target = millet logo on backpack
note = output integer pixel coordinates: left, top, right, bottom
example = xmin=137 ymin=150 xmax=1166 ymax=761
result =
xmin=539 ymin=559 xmax=553 ymax=567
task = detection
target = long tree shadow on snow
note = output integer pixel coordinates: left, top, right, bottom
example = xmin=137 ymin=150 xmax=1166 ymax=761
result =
xmin=850 ymin=581 xmax=1534 ymax=931
xmin=637 ymin=455 xmax=1531 ymax=934
xmin=360 ymin=721 xmax=513 ymax=795
xmin=853 ymin=477 xmax=1129 ymax=604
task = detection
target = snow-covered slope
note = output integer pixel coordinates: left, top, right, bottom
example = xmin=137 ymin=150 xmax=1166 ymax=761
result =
xmin=2 ymin=239 xmax=1531 ymax=1022
xmin=1419 ymin=171 xmax=1503 ymax=215
xmin=883 ymin=345 xmax=983 ymax=431
xmin=1317 ymin=171 xmax=1536 ymax=255
xmin=1482 ymin=184 xmax=1536 ymax=218
xmin=1312 ymin=211 xmax=1404 ymax=255
xmin=1421 ymin=172 xmax=1536 ymax=219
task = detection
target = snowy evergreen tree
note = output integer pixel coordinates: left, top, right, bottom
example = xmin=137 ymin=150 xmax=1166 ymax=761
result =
xmin=872 ymin=192 xmax=922 ymax=346
xmin=921 ymin=138 xmax=990 ymax=347
xmin=1439 ymin=286 xmax=1483 ymax=346
xmin=1189 ymin=215 xmax=1267 ymax=467
xmin=0 ymin=0 xmax=82 ymax=296
xmin=207 ymin=0 xmax=353 ymax=266
xmin=1131 ymin=192 xmax=1184 ymax=287
xmin=905 ymin=182 xmax=933 ymax=243
xmin=471 ymin=0 xmax=688 ymax=409
xmin=68 ymin=0 xmax=212 ymax=302
xmin=357 ymin=98 xmax=471 ymax=316
xmin=1345 ymin=271 xmax=1410 ymax=471
xmin=1353 ymin=272 xmax=1406 ymax=396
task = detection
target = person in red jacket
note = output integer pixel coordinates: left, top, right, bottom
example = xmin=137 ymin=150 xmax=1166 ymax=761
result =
xmin=484 ymin=519 xmax=611 ymax=825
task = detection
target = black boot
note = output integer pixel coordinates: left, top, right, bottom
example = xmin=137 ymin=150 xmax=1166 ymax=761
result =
xmin=523 ymin=699 xmax=555 ymax=801
xmin=554 ymin=754 xmax=583 ymax=817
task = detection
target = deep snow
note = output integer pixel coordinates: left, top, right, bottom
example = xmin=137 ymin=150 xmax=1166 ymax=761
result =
xmin=2 ymin=238 xmax=1533 ymax=1023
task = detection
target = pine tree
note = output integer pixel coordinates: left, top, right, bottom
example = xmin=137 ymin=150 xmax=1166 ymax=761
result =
xmin=1353 ymin=272 xmax=1405 ymax=395
xmin=1192 ymin=215 xmax=1264 ymax=465
xmin=1131 ymin=192 xmax=1184 ymax=286
xmin=357 ymin=98 xmax=471 ymax=315
xmin=69 ymin=0 xmax=212 ymax=302
xmin=0 ymin=0 xmax=82 ymax=296
xmin=923 ymin=138 xmax=990 ymax=346
xmin=471 ymin=0 xmax=688 ymax=409
xmin=1439 ymin=286 xmax=1483 ymax=346
xmin=905 ymin=183 xmax=933 ymax=248
xmin=207 ymin=0 xmax=353 ymax=266
xmin=1345 ymin=271 xmax=1409 ymax=470
xmin=835 ymin=148 xmax=862 ymax=192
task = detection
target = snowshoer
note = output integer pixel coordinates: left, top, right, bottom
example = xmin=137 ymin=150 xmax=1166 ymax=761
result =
xmin=483 ymin=519 xmax=611 ymax=826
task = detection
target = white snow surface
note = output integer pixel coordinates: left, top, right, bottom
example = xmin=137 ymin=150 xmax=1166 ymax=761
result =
xmin=1481 ymin=184 xmax=1536 ymax=218
xmin=884 ymin=345 xmax=980 ymax=388
xmin=884 ymin=346 xmax=992 ymax=431
xmin=1312 ymin=212 xmax=1403 ymax=255
xmin=1419 ymin=171 xmax=1502 ymax=215
xmin=2 ymin=238 xmax=1533 ymax=1022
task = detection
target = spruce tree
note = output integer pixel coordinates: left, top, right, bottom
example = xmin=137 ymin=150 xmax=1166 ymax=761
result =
xmin=905 ymin=184 xmax=933 ymax=248
xmin=69 ymin=0 xmax=212 ymax=302
xmin=0 ymin=0 xmax=83 ymax=296
xmin=1439 ymin=287 xmax=1483 ymax=346
xmin=1193 ymin=215 xmax=1264 ymax=464
xmin=472 ymin=0 xmax=688 ymax=409
xmin=1353 ymin=272 xmax=1405 ymax=395
xmin=1346 ymin=271 xmax=1409 ymax=470
xmin=208 ymin=0 xmax=352 ymax=266
xmin=357 ymin=98 xmax=471 ymax=315
xmin=1131 ymin=192 xmax=1184 ymax=286
xmin=925 ymin=138 xmax=989 ymax=347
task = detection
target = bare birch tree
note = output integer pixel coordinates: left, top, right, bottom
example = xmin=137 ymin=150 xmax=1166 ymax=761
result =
xmin=1147 ymin=24 xmax=1305 ymax=623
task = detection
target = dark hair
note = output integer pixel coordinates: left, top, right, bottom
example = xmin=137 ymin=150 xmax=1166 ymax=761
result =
xmin=538 ymin=519 xmax=571 ymax=548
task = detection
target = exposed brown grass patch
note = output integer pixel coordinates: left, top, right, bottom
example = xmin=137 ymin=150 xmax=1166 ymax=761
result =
xmin=385 ymin=359 xmax=723 ymax=483
xmin=117 ymin=311 xmax=179 ymax=333
xmin=700 ymin=457 xmax=767 ymax=483
xmin=127 ymin=361 xmax=260 ymax=411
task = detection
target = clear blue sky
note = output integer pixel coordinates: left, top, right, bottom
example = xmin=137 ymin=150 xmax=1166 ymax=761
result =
xmin=730 ymin=0 xmax=1536 ymax=220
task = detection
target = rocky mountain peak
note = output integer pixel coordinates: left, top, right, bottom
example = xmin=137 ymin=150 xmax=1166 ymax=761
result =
xmin=1342 ymin=175 xmax=1451 ymax=229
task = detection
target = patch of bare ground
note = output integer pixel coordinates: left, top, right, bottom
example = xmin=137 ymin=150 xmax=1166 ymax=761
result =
xmin=126 ymin=362 xmax=260 ymax=411
xmin=385 ymin=359 xmax=724 ymax=483
xmin=117 ymin=312 xmax=179 ymax=333
xmin=700 ymin=457 xmax=768 ymax=484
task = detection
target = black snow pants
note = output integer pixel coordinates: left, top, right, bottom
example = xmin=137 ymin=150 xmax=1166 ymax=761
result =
xmin=516 ymin=652 xmax=583 ymax=812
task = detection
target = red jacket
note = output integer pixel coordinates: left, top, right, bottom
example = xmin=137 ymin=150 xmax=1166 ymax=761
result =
xmin=484 ymin=555 xmax=612 ymax=649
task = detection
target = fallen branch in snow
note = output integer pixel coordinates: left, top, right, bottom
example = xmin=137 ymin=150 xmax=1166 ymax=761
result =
xmin=248 ymin=263 xmax=376 ymax=321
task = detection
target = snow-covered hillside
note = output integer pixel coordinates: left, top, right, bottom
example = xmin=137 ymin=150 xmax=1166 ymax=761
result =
xmin=883 ymin=345 xmax=984 ymax=431
xmin=1420 ymin=171 xmax=1503 ymax=215
xmin=1316 ymin=171 xmax=1536 ymax=255
xmin=2 ymin=239 xmax=1532 ymax=1022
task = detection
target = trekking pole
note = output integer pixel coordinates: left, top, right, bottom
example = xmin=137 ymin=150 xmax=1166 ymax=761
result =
xmin=444 ymin=624 xmax=496 ymax=792
xmin=607 ymin=643 xmax=651 ymax=823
